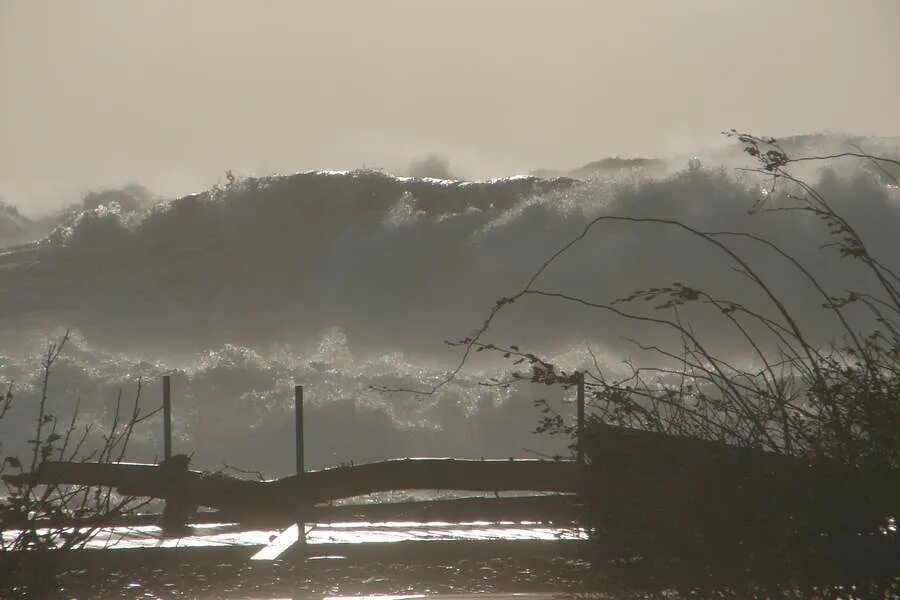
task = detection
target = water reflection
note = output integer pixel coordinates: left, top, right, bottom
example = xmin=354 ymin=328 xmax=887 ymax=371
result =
xmin=74 ymin=520 xmax=586 ymax=550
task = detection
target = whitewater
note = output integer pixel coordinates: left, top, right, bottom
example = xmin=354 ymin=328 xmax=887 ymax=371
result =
xmin=1 ymin=134 xmax=898 ymax=477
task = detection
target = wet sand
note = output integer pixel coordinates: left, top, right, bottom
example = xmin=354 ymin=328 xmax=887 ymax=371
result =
xmin=8 ymin=540 xmax=594 ymax=599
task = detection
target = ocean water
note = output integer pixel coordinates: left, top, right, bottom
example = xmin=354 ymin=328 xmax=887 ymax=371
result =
xmin=0 ymin=136 xmax=898 ymax=476
xmin=64 ymin=520 xmax=586 ymax=551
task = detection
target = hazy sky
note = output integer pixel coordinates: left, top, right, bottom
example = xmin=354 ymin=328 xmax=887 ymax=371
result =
xmin=3 ymin=0 xmax=900 ymax=214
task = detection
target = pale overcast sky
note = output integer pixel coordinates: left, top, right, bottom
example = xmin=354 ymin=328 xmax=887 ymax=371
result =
xmin=2 ymin=0 xmax=899 ymax=213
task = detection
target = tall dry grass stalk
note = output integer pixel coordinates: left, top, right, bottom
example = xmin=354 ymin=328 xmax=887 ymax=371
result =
xmin=0 ymin=332 xmax=158 ymax=596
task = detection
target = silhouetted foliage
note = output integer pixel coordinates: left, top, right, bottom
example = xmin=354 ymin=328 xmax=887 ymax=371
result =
xmin=444 ymin=132 xmax=900 ymax=595
xmin=0 ymin=333 xmax=158 ymax=598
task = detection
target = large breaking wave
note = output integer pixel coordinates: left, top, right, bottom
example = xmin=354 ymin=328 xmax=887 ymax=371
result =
xmin=1 ymin=135 xmax=898 ymax=474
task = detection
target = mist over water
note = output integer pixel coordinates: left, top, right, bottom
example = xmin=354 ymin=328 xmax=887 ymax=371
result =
xmin=1 ymin=135 xmax=898 ymax=476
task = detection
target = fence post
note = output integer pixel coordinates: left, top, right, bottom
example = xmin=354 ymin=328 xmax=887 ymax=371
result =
xmin=163 ymin=375 xmax=172 ymax=461
xmin=294 ymin=384 xmax=306 ymax=547
xmin=295 ymin=385 xmax=304 ymax=475
xmin=576 ymin=372 xmax=585 ymax=465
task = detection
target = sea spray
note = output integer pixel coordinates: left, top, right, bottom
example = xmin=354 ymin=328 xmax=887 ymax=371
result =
xmin=1 ymin=140 xmax=898 ymax=474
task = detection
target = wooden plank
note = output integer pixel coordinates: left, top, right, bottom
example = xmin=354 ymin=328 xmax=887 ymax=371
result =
xmin=312 ymin=494 xmax=582 ymax=525
xmin=12 ymin=494 xmax=582 ymax=530
xmin=6 ymin=458 xmax=589 ymax=522
xmin=281 ymin=458 xmax=589 ymax=506
xmin=250 ymin=523 xmax=301 ymax=561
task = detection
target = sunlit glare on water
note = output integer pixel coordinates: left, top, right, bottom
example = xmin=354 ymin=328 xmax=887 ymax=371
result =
xmin=4 ymin=521 xmax=586 ymax=550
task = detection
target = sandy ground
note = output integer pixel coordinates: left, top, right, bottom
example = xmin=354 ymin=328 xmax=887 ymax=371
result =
xmin=6 ymin=540 xmax=595 ymax=599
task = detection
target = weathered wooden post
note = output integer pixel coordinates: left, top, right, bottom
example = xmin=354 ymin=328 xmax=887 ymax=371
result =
xmin=576 ymin=372 xmax=585 ymax=465
xmin=251 ymin=384 xmax=309 ymax=559
xmin=295 ymin=384 xmax=306 ymax=548
xmin=295 ymin=385 xmax=304 ymax=475
xmin=159 ymin=374 xmax=195 ymax=534
xmin=162 ymin=375 xmax=172 ymax=461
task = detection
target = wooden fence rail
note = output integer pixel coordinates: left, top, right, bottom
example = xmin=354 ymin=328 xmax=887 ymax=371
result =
xmin=7 ymin=457 xmax=590 ymax=525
